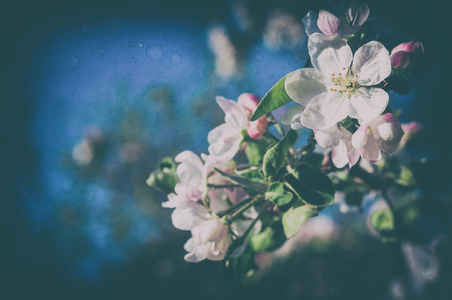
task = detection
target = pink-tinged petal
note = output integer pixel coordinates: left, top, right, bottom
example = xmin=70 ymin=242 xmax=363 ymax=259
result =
xmin=308 ymin=33 xmax=353 ymax=76
xmin=281 ymin=105 xmax=305 ymax=130
xmin=370 ymin=113 xmax=404 ymax=154
xmin=174 ymin=183 xmax=202 ymax=200
xmin=247 ymin=117 xmax=268 ymax=139
xmin=301 ymin=91 xmax=349 ymax=130
xmin=352 ymin=41 xmax=391 ymax=86
xmin=314 ymin=125 xmax=342 ymax=148
xmin=216 ymin=96 xmax=248 ymax=130
xmin=339 ymin=126 xmax=360 ymax=168
xmin=317 ymin=10 xmax=342 ymax=35
xmin=237 ymin=93 xmax=260 ymax=116
xmin=360 ymin=133 xmax=382 ymax=162
xmin=171 ymin=203 xmax=210 ymax=231
xmin=349 ymin=88 xmax=389 ymax=124
xmin=285 ymin=68 xmax=329 ymax=105
xmin=302 ymin=10 xmax=320 ymax=36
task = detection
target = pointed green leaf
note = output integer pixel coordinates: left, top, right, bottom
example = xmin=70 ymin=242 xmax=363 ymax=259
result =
xmin=284 ymin=163 xmax=335 ymax=207
xmin=262 ymin=130 xmax=297 ymax=180
xmin=250 ymin=75 xmax=292 ymax=121
xmin=282 ymin=205 xmax=318 ymax=238
xmin=370 ymin=209 xmax=397 ymax=243
xmin=214 ymin=168 xmax=268 ymax=190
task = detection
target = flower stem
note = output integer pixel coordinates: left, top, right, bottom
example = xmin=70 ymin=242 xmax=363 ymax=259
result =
xmin=207 ymin=184 xmax=242 ymax=189
xmin=217 ymin=197 xmax=256 ymax=219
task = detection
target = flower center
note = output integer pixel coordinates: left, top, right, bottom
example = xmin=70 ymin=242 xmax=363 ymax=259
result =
xmin=329 ymin=67 xmax=359 ymax=97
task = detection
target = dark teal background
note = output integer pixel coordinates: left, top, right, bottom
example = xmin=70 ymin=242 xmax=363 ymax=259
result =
xmin=2 ymin=0 xmax=452 ymax=299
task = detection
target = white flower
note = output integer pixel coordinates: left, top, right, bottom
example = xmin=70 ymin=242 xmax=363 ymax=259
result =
xmin=315 ymin=124 xmax=359 ymax=168
xmin=184 ymin=219 xmax=232 ymax=262
xmin=352 ymin=113 xmax=404 ymax=162
xmin=208 ymin=96 xmax=249 ymax=163
xmin=285 ymin=33 xmax=391 ymax=130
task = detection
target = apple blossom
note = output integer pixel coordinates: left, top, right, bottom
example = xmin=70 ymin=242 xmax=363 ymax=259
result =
xmin=352 ymin=113 xmax=404 ymax=161
xmin=302 ymin=4 xmax=369 ymax=38
xmin=314 ymin=124 xmax=360 ymax=168
xmin=184 ymin=219 xmax=232 ymax=262
xmin=237 ymin=93 xmax=268 ymax=139
xmin=208 ymin=96 xmax=248 ymax=163
xmin=285 ymin=33 xmax=391 ymax=130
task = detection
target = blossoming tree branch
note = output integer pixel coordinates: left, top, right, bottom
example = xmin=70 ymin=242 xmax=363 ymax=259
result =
xmin=147 ymin=3 xmax=426 ymax=279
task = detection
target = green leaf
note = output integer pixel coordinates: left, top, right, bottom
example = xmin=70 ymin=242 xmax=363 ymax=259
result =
xmin=284 ymin=163 xmax=335 ymax=207
xmin=250 ymin=75 xmax=292 ymax=121
xmin=371 ymin=209 xmax=394 ymax=232
xmin=265 ymin=182 xmax=293 ymax=206
xmin=214 ymin=168 xmax=268 ymax=190
xmin=250 ymin=222 xmax=286 ymax=252
xmin=262 ymin=129 xmax=297 ymax=180
xmin=245 ymin=142 xmax=267 ymax=166
xmin=282 ymin=205 xmax=318 ymax=238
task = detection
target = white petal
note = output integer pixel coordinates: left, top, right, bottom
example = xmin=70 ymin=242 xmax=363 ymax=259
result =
xmin=285 ymin=68 xmax=329 ymax=106
xmin=302 ymin=10 xmax=320 ymax=36
xmin=184 ymin=243 xmax=209 ymax=263
xmin=331 ymin=140 xmax=349 ymax=168
xmin=281 ymin=105 xmax=305 ymax=129
xmin=207 ymin=123 xmax=242 ymax=162
xmin=184 ymin=237 xmax=195 ymax=252
xmin=314 ymin=125 xmax=342 ymax=148
xmin=349 ymin=88 xmax=389 ymax=124
xmin=162 ymin=194 xmax=190 ymax=208
xmin=175 ymin=150 xmax=204 ymax=169
xmin=171 ymin=203 xmax=210 ymax=231
xmin=352 ymin=41 xmax=391 ymax=86
xmin=216 ymin=96 xmax=248 ymax=130
xmin=308 ymin=33 xmax=353 ymax=76
xmin=301 ymin=91 xmax=349 ymax=130
xmin=351 ymin=123 xmax=369 ymax=149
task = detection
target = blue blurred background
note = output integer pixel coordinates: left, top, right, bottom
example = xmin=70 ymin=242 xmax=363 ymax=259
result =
xmin=2 ymin=0 xmax=452 ymax=299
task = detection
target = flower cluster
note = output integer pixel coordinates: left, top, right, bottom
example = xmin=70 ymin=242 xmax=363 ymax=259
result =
xmin=156 ymin=94 xmax=267 ymax=262
xmin=148 ymin=3 xmax=426 ymax=279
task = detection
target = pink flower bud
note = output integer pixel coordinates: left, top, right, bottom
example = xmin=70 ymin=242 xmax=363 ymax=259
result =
xmin=237 ymin=93 xmax=260 ymax=117
xmin=247 ymin=117 xmax=268 ymax=140
xmin=390 ymin=41 xmax=425 ymax=70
